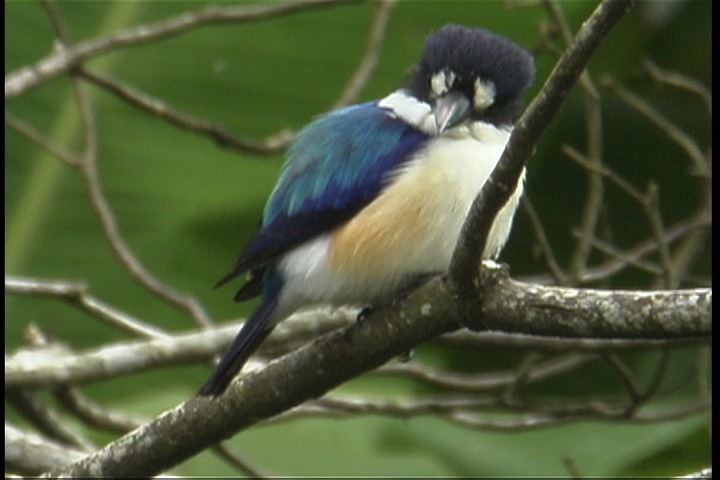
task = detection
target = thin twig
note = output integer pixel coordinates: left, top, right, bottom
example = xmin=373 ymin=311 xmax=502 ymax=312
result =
xmin=641 ymin=58 xmax=711 ymax=115
xmin=5 ymin=112 xmax=79 ymax=166
xmin=543 ymin=0 xmax=606 ymax=284
xmin=210 ymin=444 xmax=270 ymax=478
xmin=74 ymin=97 xmax=215 ymax=327
xmin=6 ymin=390 xmax=95 ymax=452
xmin=53 ymin=387 xmax=147 ymax=434
xmin=521 ymin=196 xmax=569 ymax=285
xmin=449 ymin=0 xmax=634 ymax=294
xmin=7 ymin=320 xmax=96 ymax=452
xmin=602 ymin=74 xmax=709 ymax=177
xmin=375 ymin=353 xmax=597 ymax=392
xmin=77 ymin=68 xmax=293 ymax=155
xmin=571 ymin=214 xmax=711 ymax=284
xmin=443 ymin=328 xmax=709 ymax=352
xmin=643 ymin=182 xmax=677 ymax=288
xmin=5 ymin=0 xmax=359 ymax=99
xmin=6 ymin=276 xmax=170 ymax=339
xmin=563 ymin=146 xmax=678 ymax=287
xmin=267 ymin=390 xmax=708 ymax=432
xmin=571 ymin=231 xmax=664 ymax=276
xmin=563 ymin=145 xmax=644 ymax=202
xmin=41 ymin=0 xmax=215 ymax=329
xmin=331 ymin=0 xmax=397 ymax=109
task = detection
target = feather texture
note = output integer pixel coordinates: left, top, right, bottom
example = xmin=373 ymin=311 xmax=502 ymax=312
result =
xmin=275 ymin=121 xmax=523 ymax=310
xmin=219 ymin=102 xmax=429 ymax=289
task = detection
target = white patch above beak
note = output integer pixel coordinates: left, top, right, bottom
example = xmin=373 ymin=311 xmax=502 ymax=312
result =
xmin=473 ymin=78 xmax=496 ymax=111
xmin=431 ymin=70 xmax=456 ymax=97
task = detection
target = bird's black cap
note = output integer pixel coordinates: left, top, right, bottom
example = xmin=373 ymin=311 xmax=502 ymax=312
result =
xmin=408 ymin=24 xmax=535 ymax=126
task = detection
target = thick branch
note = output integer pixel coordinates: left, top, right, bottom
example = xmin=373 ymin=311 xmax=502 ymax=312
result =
xmin=8 ymin=268 xmax=709 ymax=390
xmin=43 ymin=264 xmax=709 ymax=477
xmin=470 ymin=263 xmax=711 ymax=338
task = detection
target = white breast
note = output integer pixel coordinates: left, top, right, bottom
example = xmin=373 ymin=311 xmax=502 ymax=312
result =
xmin=275 ymin=122 xmax=524 ymax=317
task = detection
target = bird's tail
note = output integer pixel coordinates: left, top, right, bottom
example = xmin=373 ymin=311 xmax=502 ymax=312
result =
xmin=198 ymin=298 xmax=277 ymax=396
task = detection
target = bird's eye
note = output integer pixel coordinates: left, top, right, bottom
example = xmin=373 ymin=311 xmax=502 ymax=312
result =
xmin=473 ymin=77 xmax=496 ymax=111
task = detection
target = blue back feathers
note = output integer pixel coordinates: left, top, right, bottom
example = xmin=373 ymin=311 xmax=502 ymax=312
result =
xmin=219 ymin=102 xmax=429 ymax=292
xmin=266 ymin=102 xmax=428 ymax=224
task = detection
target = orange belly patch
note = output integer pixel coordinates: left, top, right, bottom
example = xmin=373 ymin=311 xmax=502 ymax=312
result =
xmin=327 ymin=162 xmax=449 ymax=280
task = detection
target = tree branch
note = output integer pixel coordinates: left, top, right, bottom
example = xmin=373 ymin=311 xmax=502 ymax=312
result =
xmin=5 ymin=424 xmax=86 ymax=475
xmin=449 ymin=0 xmax=634 ymax=294
xmin=42 ymin=262 xmax=709 ymax=477
xmin=5 ymin=0 xmax=358 ymax=100
xmin=5 ymin=0 xmax=709 ymax=476
xmin=7 ymin=266 xmax=709 ymax=390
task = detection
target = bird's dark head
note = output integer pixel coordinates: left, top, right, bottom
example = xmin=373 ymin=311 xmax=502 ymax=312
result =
xmin=407 ymin=24 xmax=535 ymax=132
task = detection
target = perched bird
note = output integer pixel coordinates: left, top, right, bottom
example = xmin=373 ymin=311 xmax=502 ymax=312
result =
xmin=200 ymin=24 xmax=535 ymax=396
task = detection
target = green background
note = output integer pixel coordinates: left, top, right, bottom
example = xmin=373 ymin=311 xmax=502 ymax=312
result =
xmin=6 ymin=0 xmax=711 ymax=476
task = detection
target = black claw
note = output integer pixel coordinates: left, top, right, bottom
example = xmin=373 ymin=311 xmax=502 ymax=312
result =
xmin=397 ymin=349 xmax=414 ymax=363
xmin=357 ymin=306 xmax=374 ymax=323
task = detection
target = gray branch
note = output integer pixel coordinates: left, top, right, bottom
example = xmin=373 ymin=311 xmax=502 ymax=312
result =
xmin=5 ymin=0 xmax=355 ymax=99
xmin=470 ymin=263 xmax=711 ymax=338
xmin=6 ymin=423 xmax=86 ymax=475
xmin=7 ymin=267 xmax=709 ymax=390
xmin=41 ymin=264 xmax=710 ymax=478
xmin=450 ymin=0 xmax=633 ymax=292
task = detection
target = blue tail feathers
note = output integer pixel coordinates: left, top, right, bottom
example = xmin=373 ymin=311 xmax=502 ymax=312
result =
xmin=198 ymin=298 xmax=278 ymax=396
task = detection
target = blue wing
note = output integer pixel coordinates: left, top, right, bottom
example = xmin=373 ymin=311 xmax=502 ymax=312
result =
xmin=218 ymin=101 xmax=429 ymax=292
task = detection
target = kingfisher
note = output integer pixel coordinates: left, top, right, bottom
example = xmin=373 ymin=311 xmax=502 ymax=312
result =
xmin=200 ymin=24 xmax=535 ymax=396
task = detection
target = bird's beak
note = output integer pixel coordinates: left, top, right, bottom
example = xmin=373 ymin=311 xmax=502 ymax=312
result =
xmin=433 ymin=91 xmax=471 ymax=134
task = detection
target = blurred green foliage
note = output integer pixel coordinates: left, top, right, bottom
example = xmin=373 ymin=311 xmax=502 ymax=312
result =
xmin=6 ymin=0 xmax=710 ymax=476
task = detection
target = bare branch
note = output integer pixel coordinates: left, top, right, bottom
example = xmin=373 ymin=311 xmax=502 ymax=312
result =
xmin=444 ymin=328 xmax=708 ymax=352
xmin=6 ymin=276 xmax=169 ymax=339
xmin=53 ymin=388 xmax=147 ymax=434
xmin=543 ymin=0 xmax=606 ymax=284
xmin=5 ymin=0 xmax=358 ymax=100
xmin=77 ymin=137 xmax=215 ymax=327
xmin=7 ymin=268 xmax=710 ymax=390
xmin=210 ymin=443 xmax=269 ymax=479
xmin=6 ymin=390 xmax=95 ymax=452
xmin=77 ymin=68 xmax=294 ymax=155
xmin=521 ymin=196 xmax=569 ymax=285
xmin=449 ymin=0 xmax=634 ymax=294
xmin=53 ymin=386 xmax=266 ymax=478
xmin=5 ymin=424 xmax=86 ymax=476
xmin=42 ymin=262 xmax=709 ymax=477
xmin=602 ymin=75 xmax=710 ymax=177
xmin=269 ymin=391 xmax=708 ymax=432
xmin=5 ymin=323 xmax=239 ymax=388
xmin=641 ymin=58 xmax=711 ymax=116
xmin=375 ymin=353 xmax=596 ymax=392
xmin=571 ymin=214 xmax=711 ymax=285
xmin=331 ymin=0 xmax=397 ymax=109
xmin=5 ymin=112 xmax=80 ymax=166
